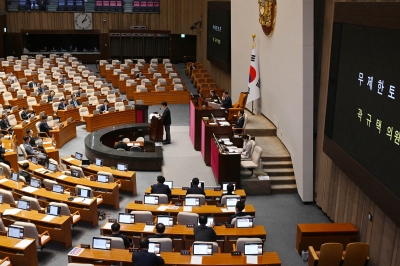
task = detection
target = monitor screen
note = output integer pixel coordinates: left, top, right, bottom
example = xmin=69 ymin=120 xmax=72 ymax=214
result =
xmin=10 ymin=172 xmax=19 ymax=182
xmin=71 ymin=169 xmax=80 ymax=178
xmin=222 ymin=182 xmax=236 ymax=191
xmin=190 ymin=181 xmax=205 ymax=189
xmin=8 ymin=226 xmax=24 ymax=239
xmin=52 ymin=184 xmax=64 ymax=194
xmin=117 ymin=163 xmax=127 ymax=171
xmin=92 ymin=237 xmax=111 ymax=250
xmin=78 ymin=188 xmax=91 ymax=198
xmin=97 ymin=174 xmax=108 ymax=183
xmin=30 ymin=178 xmax=41 ymax=188
xmin=164 ymin=181 xmax=173 ymax=190
xmin=0 ymin=195 xmax=2 ymax=204
xmin=156 ymin=216 xmax=174 ymax=227
xmin=144 ymin=195 xmax=159 ymax=205
xmin=75 ymin=152 xmax=83 ymax=160
xmin=48 ymin=163 xmax=57 ymax=172
xmin=148 ymin=242 xmax=161 ymax=254
xmin=118 ymin=213 xmax=135 ymax=224
xmin=47 ymin=205 xmax=61 ymax=216
xmin=197 ymin=217 xmax=214 ymax=227
xmin=236 ymin=217 xmax=254 ymax=228
xmin=17 ymin=200 xmax=31 ymax=211
xmin=244 ymin=243 xmax=263 ymax=255
xmin=193 ymin=243 xmax=213 ymax=255
xmin=185 ymin=197 xmax=200 ymax=206
xmin=31 ymin=156 xmax=38 ymax=165
xmin=226 ymin=197 xmax=240 ymax=207
xmin=95 ymin=158 xmax=103 ymax=166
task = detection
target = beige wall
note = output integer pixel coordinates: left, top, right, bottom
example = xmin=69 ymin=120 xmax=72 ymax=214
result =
xmin=231 ymin=0 xmax=314 ymax=201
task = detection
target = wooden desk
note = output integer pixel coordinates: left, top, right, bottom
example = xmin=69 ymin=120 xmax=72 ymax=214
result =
xmin=2 ymin=135 xmax=18 ymax=171
xmin=100 ymin=222 xmax=266 ymax=252
xmin=0 ymin=199 xmax=72 ymax=249
xmin=49 ymin=120 xmax=77 ymax=148
xmin=129 ymin=90 xmax=190 ymax=105
xmin=61 ymin=156 xmax=137 ymax=195
xmin=144 ymin=187 xmax=246 ymax=201
xmin=68 ymin=249 xmax=281 ymax=266
xmin=83 ymin=109 xmax=136 ymax=132
xmin=58 ymin=105 xmax=97 ymax=122
xmin=125 ymin=203 xmax=256 ymax=224
xmin=0 ymin=236 xmax=38 ymax=266
xmin=19 ymin=160 xmax=120 ymax=210
xmin=189 ymin=100 xmax=226 ymax=151
xmin=32 ymin=103 xmax=54 ymax=116
xmin=296 ymin=223 xmax=359 ymax=255
xmin=8 ymin=98 xmax=29 ymax=109
xmin=12 ymin=117 xmax=41 ymax=145
xmin=202 ymin=119 xmax=233 ymax=166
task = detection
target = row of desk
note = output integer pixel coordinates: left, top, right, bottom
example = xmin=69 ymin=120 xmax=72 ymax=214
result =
xmin=128 ymin=90 xmax=191 ymax=105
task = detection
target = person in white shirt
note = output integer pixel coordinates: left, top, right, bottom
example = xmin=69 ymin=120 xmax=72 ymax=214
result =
xmin=7 ymin=72 xmax=17 ymax=84
xmin=241 ymin=134 xmax=252 ymax=160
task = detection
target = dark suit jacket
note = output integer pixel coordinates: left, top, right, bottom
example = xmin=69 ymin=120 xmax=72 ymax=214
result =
xmin=114 ymin=141 xmax=128 ymax=150
xmin=99 ymin=104 xmax=110 ymax=114
xmin=194 ymin=225 xmax=217 ymax=241
xmin=228 ymin=211 xmax=248 ymax=224
xmin=18 ymin=170 xmax=31 ymax=183
xmin=186 ymin=186 xmax=205 ymax=196
xmin=47 ymin=95 xmax=54 ymax=103
xmin=21 ymin=111 xmax=30 ymax=120
xmin=0 ymin=119 xmax=10 ymax=130
xmin=234 ymin=116 xmax=244 ymax=133
xmin=161 ymin=107 xmax=171 ymax=125
xmin=132 ymin=249 xmax=165 ymax=266
xmin=37 ymin=87 xmax=45 ymax=95
xmin=70 ymin=99 xmax=81 ymax=107
xmin=111 ymin=233 xmax=130 ymax=249
xmin=39 ymin=121 xmax=51 ymax=135
xmin=28 ymin=82 xmax=37 ymax=88
xmin=221 ymin=96 xmax=232 ymax=109
xmin=58 ymin=102 xmax=66 ymax=110
xmin=211 ymin=94 xmax=220 ymax=103
xmin=151 ymin=183 xmax=171 ymax=194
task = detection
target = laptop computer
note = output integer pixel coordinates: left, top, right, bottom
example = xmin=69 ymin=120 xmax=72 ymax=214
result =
xmin=47 ymin=205 xmax=61 ymax=216
xmin=75 ymin=152 xmax=83 ymax=160
xmin=95 ymin=158 xmax=103 ymax=166
xmin=148 ymin=242 xmax=161 ymax=254
xmin=17 ymin=200 xmax=31 ymax=211
xmin=144 ymin=195 xmax=159 ymax=205
xmin=48 ymin=162 xmax=58 ymax=172
xmin=197 ymin=217 xmax=214 ymax=227
xmin=185 ymin=197 xmax=200 ymax=206
xmin=8 ymin=225 xmax=24 ymax=239
xmin=190 ymin=181 xmax=205 ymax=189
xmin=30 ymin=178 xmax=41 ymax=188
xmin=244 ymin=243 xmax=263 ymax=255
xmin=236 ymin=217 xmax=255 ymax=228
xmin=97 ymin=174 xmax=109 ymax=183
xmin=52 ymin=184 xmax=64 ymax=194
xmin=78 ymin=188 xmax=91 ymax=198
xmin=156 ymin=215 xmax=174 ymax=227
xmin=118 ymin=213 xmax=135 ymax=224
xmin=164 ymin=181 xmax=173 ymax=190
xmin=81 ymin=159 xmax=90 ymax=167
xmin=117 ymin=163 xmax=127 ymax=171
xmin=92 ymin=237 xmax=111 ymax=250
xmin=192 ymin=243 xmax=213 ymax=255
xmin=10 ymin=172 xmax=19 ymax=182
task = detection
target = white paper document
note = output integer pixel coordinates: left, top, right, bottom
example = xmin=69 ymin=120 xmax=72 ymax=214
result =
xmin=246 ymin=255 xmax=258 ymax=264
xmin=157 ymin=206 xmax=168 ymax=211
xmin=103 ymin=222 xmax=113 ymax=230
xmin=190 ymin=256 xmax=203 ymax=264
xmin=46 ymin=147 xmax=55 ymax=150
xmin=227 ymin=207 xmax=236 ymax=212
xmin=19 ymin=160 xmax=29 ymax=164
xmin=220 ymin=208 xmax=229 ymax=213
xmin=73 ymin=198 xmax=84 ymax=203
xmin=42 ymin=141 xmax=52 ymax=145
xmin=183 ymin=206 xmax=192 ymax=212
xmin=0 ymin=179 xmax=8 ymax=184
xmin=82 ymin=198 xmax=93 ymax=205
xmin=3 ymin=209 xmax=21 ymax=216
xmin=15 ymin=239 xmax=34 ymax=249
xmin=64 ymin=157 xmax=74 ymax=161
xmin=143 ymin=225 xmax=155 ymax=232
xmin=21 ymin=186 xmax=39 ymax=193
xmin=41 ymin=215 xmax=55 ymax=222
xmin=35 ymin=168 xmax=46 ymax=173
xmin=219 ymin=122 xmax=231 ymax=126
xmin=57 ymin=175 xmax=68 ymax=180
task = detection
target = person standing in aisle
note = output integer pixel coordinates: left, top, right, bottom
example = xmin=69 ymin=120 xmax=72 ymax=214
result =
xmin=161 ymin=101 xmax=171 ymax=144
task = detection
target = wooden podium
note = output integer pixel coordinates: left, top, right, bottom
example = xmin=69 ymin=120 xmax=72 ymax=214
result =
xmin=150 ymin=116 xmax=163 ymax=142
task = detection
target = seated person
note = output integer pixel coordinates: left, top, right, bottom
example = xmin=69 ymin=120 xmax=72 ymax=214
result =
xmin=148 ymin=223 xmax=171 ymax=239
xmin=232 ymin=110 xmax=245 ymax=133
xmin=136 ymin=71 xmax=145 ymax=78
xmin=69 ymin=94 xmax=81 ymax=108
xmin=23 ymin=135 xmax=47 ymax=166
xmin=111 ymin=222 xmax=131 ymax=249
xmin=37 ymin=83 xmax=46 ymax=95
xmin=150 ymin=175 xmax=171 ymax=195
xmin=0 ymin=114 xmax=13 ymax=134
xmin=227 ymin=201 xmax=247 ymax=224
xmin=221 ymin=91 xmax=232 ymax=109
xmin=186 ymin=177 xmax=205 ymax=196
xmin=210 ymin=90 xmax=220 ymax=103
xmin=99 ymin=100 xmax=110 ymax=114
xmin=114 ymin=135 xmax=128 ymax=150
xmin=7 ymin=72 xmax=17 ymax=84
xmin=59 ymin=75 xmax=67 ymax=85
xmin=20 ymin=106 xmax=34 ymax=120
xmin=194 ymin=215 xmax=216 ymax=241
xmin=18 ymin=162 xmax=31 ymax=183
xmin=47 ymin=90 xmax=55 ymax=103
xmin=26 ymin=128 xmax=44 ymax=152
xmin=76 ymin=88 xmax=84 ymax=97
xmin=132 ymin=238 xmax=165 ymax=266
xmin=220 ymin=184 xmax=235 ymax=202
xmin=39 ymin=115 xmax=54 ymax=136
xmin=28 ymin=78 xmax=37 ymax=89
xmin=58 ymin=99 xmax=67 ymax=110
xmin=240 ymin=134 xmax=252 ymax=159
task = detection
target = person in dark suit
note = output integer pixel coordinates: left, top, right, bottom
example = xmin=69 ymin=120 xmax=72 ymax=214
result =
xmin=220 ymin=184 xmax=235 ymax=202
xmin=47 ymin=90 xmax=55 ymax=103
xmin=189 ymin=62 xmax=196 ymax=76
xmin=114 ymin=135 xmax=128 ymax=150
xmin=111 ymin=222 xmax=131 ymax=249
xmin=161 ymin=101 xmax=171 ymax=144
xmin=37 ymin=83 xmax=46 ymax=95
xmin=232 ymin=110 xmax=245 ymax=133
xmin=18 ymin=162 xmax=31 ymax=183
xmin=210 ymin=90 xmax=220 ymax=103
xmin=59 ymin=75 xmax=67 ymax=85
xmin=76 ymin=88 xmax=83 ymax=97
xmin=26 ymin=128 xmax=44 ymax=152
xmin=58 ymin=99 xmax=67 ymax=110
xmin=221 ymin=91 xmax=232 ymax=109
xmin=186 ymin=177 xmax=205 ymax=196
xmin=135 ymin=71 xmax=145 ymax=78
xmin=28 ymin=78 xmax=37 ymax=89
xmin=132 ymin=238 xmax=165 ymax=266
xmin=69 ymin=94 xmax=80 ymax=108
xmin=151 ymin=176 xmax=171 ymax=195
xmin=99 ymin=100 xmax=110 ymax=114
xmin=39 ymin=115 xmax=53 ymax=136
xmin=0 ymin=114 xmax=13 ymax=134
xmin=20 ymin=106 xmax=33 ymax=120
xmin=23 ymin=135 xmax=47 ymax=166
xmin=227 ymin=201 xmax=248 ymax=224
xmin=194 ymin=215 xmax=216 ymax=241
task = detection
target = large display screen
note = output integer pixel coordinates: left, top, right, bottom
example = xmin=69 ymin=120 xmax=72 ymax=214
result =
xmin=207 ymin=1 xmax=231 ymax=72
xmin=325 ymin=23 xmax=400 ymax=199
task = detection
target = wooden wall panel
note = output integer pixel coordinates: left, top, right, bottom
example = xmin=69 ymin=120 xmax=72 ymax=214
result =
xmin=315 ymin=0 xmax=400 ymax=265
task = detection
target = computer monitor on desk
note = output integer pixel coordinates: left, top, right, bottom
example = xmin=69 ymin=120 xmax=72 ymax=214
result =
xmin=144 ymin=195 xmax=159 ymax=205
xmin=92 ymin=237 xmax=111 ymax=250
xmin=75 ymin=152 xmax=83 ymax=160
xmin=118 ymin=213 xmax=135 ymax=224
xmin=244 ymin=243 xmax=263 ymax=255
xmin=190 ymin=181 xmax=205 ymax=189
xmin=95 ymin=158 xmax=103 ymax=167
xmin=8 ymin=225 xmax=24 ymax=239
xmin=156 ymin=215 xmax=174 ymax=227
xmin=148 ymin=242 xmax=161 ymax=254
xmin=164 ymin=181 xmax=173 ymax=190
xmin=192 ymin=243 xmax=213 ymax=255
xmin=30 ymin=178 xmax=41 ymax=188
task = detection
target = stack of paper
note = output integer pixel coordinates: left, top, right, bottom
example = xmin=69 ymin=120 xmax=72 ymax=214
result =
xmin=41 ymin=215 xmax=55 ymax=222
xmin=21 ymin=186 xmax=39 ymax=193
xmin=143 ymin=225 xmax=155 ymax=232
xmin=157 ymin=206 xmax=168 ymax=211
xmin=64 ymin=158 xmax=74 ymax=162
xmin=3 ymin=209 xmax=21 ymax=216
xmin=183 ymin=206 xmax=192 ymax=212
xmin=15 ymin=239 xmax=33 ymax=249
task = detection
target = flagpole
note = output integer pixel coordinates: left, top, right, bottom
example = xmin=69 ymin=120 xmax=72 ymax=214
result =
xmin=251 ymin=34 xmax=256 ymax=115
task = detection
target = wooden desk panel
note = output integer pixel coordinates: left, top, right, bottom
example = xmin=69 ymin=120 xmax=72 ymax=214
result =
xmin=61 ymin=156 xmax=137 ymax=195
xmin=68 ymin=249 xmax=281 ymax=266
xmin=144 ymin=187 xmax=246 ymax=200
xmin=8 ymin=98 xmax=29 ymax=109
xmin=83 ymin=109 xmax=136 ymax=132
xmin=0 ymin=236 xmax=38 ymax=266
xmin=296 ymin=223 xmax=359 ymax=255
xmin=49 ymin=120 xmax=77 ymax=148
xmin=32 ymin=103 xmax=54 ymax=116
xmin=58 ymin=105 xmax=97 ymax=122
xmin=12 ymin=117 xmax=41 ymax=145
xmin=201 ymin=120 xmax=233 ymax=166
xmin=2 ymin=135 xmax=18 ymax=171
xmin=130 ymin=90 xmax=190 ymax=105
xmin=211 ymin=138 xmax=241 ymax=186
